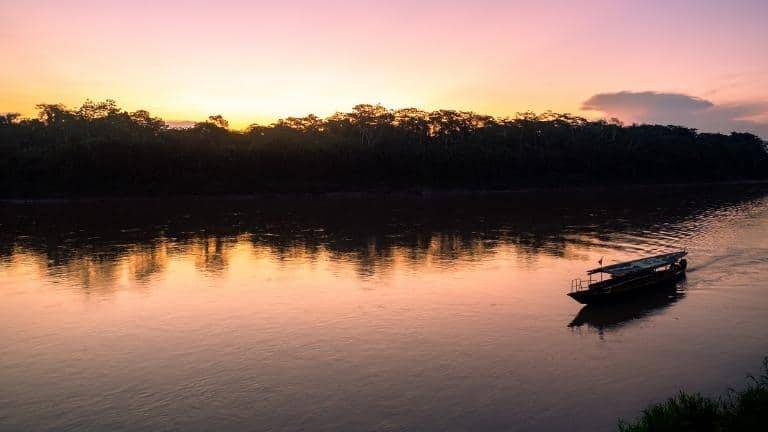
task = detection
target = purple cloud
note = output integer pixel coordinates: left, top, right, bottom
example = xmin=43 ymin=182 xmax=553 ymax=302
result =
xmin=165 ymin=120 xmax=197 ymax=129
xmin=582 ymin=91 xmax=768 ymax=139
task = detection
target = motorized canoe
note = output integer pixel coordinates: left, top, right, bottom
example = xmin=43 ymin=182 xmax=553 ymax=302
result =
xmin=567 ymin=251 xmax=688 ymax=305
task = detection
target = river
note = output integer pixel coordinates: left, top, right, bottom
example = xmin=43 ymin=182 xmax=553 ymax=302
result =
xmin=2 ymin=184 xmax=768 ymax=431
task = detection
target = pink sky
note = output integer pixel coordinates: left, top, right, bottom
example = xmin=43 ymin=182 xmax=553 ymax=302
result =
xmin=2 ymin=0 xmax=767 ymax=133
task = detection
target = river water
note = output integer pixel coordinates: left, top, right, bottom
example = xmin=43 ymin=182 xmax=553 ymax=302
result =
xmin=2 ymin=185 xmax=768 ymax=431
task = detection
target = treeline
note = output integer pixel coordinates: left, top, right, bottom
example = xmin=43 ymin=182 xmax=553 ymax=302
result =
xmin=1 ymin=100 xmax=767 ymax=196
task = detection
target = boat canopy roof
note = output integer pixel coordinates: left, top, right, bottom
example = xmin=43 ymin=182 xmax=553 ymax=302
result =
xmin=587 ymin=251 xmax=687 ymax=277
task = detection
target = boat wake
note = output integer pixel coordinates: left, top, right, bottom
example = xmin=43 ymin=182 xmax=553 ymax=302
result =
xmin=684 ymin=254 xmax=732 ymax=273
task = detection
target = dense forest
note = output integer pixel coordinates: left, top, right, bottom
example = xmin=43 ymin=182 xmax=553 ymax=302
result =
xmin=1 ymin=100 xmax=766 ymax=197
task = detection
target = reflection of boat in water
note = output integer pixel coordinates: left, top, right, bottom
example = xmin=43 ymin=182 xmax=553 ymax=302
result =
xmin=567 ymin=251 xmax=688 ymax=305
xmin=568 ymin=282 xmax=685 ymax=329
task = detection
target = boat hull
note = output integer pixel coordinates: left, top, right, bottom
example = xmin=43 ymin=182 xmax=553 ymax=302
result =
xmin=567 ymin=268 xmax=686 ymax=305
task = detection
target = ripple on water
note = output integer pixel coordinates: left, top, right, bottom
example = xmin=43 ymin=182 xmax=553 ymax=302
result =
xmin=1 ymin=186 xmax=768 ymax=432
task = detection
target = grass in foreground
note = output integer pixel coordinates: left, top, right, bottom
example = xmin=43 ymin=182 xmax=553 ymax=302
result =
xmin=618 ymin=358 xmax=768 ymax=432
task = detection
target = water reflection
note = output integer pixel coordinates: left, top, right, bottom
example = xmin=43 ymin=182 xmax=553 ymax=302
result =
xmin=568 ymin=281 xmax=687 ymax=334
xmin=3 ymin=185 xmax=768 ymax=432
xmin=2 ymin=185 xmax=768 ymax=290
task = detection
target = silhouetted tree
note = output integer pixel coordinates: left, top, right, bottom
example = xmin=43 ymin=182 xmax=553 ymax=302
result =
xmin=0 ymin=113 xmax=21 ymax=126
xmin=207 ymin=115 xmax=229 ymax=129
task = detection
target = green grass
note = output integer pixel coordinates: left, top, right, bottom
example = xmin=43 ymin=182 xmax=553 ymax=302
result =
xmin=619 ymin=358 xmax=768 ymax=432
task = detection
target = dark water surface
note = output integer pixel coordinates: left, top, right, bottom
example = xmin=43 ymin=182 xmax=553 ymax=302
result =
xmin=2 ymin=185 xmax=768 ymax=432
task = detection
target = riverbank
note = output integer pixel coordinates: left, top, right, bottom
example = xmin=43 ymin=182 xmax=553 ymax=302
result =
xmin=618 ymin=358 xmax=768 ymax=431
xmin=3 ymin=179 xmax=768 ymax=203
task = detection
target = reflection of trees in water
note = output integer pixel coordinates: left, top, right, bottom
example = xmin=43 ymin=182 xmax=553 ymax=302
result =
xmin=1 ymin=242 xmax=172 ymax=295
xmin=43 ymin=242 xmax=169 ymax=293
xmin=129 ymin=243 xmax=168 ymax=281
xmin=191 ymin=236 xmax=233 ymax=274
xmin=1 ymin=185 xmax=766 ymax=288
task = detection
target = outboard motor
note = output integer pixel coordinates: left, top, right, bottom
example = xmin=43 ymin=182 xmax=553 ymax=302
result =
xmin=679 ymin=258 xmax=688 ymax=271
